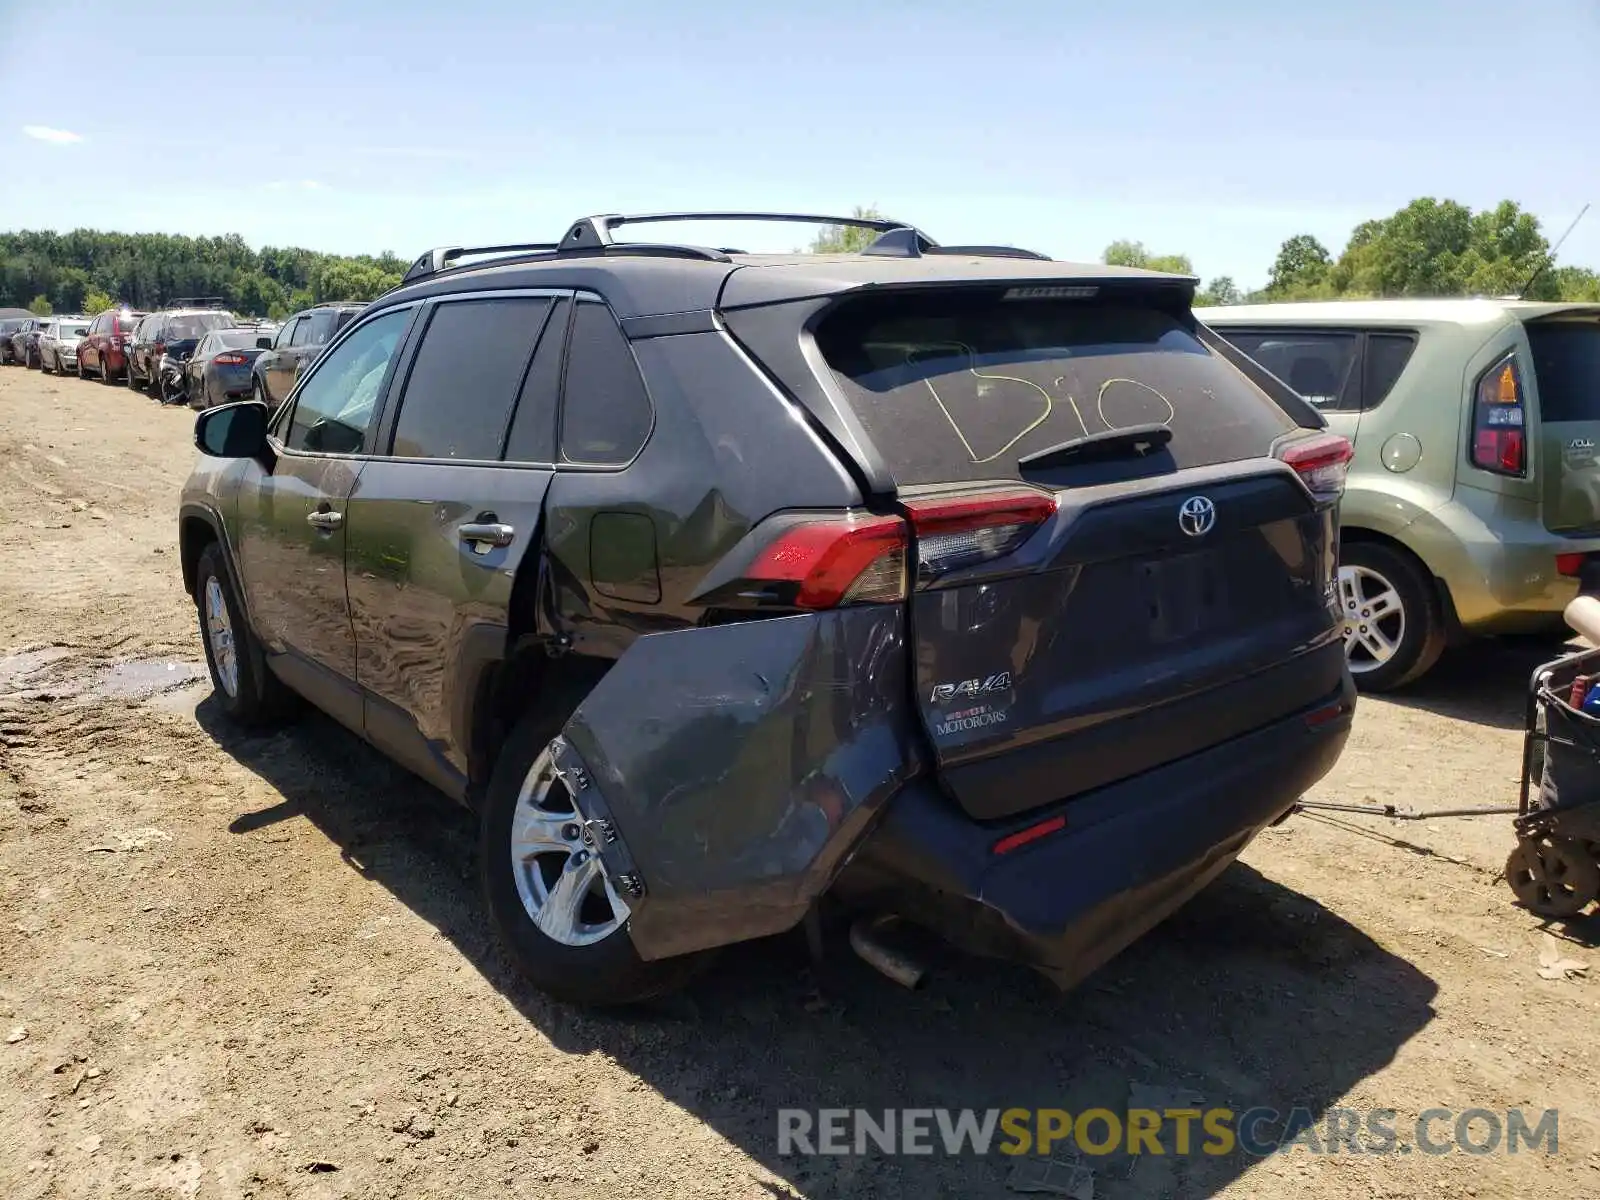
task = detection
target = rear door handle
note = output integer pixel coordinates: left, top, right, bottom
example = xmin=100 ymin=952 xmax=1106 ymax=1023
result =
xmin=307 ymin=510 xmax=343 ymax=531
xmin=459 ymin=522 xmax=515 ymax=549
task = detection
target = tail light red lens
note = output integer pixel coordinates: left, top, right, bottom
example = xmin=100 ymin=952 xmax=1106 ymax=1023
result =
xmin=745 ymin=513 xmax=908 ymax=609
xmin=1470 ymin=355 xmax=1526 ymax=477
xmin=213 ymin=353 xmax=248 ymax=365
xmin=1278 ymin=432 xmax=1353 ymax=501
xmin=718 ymin=488 xmax=1057 ymax=612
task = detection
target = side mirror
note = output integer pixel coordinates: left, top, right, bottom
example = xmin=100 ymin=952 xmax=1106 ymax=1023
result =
xmin=195 ymin=400 xmax=270 ymax=459
xmin=256 ymin=336 xmax=272 ymax=350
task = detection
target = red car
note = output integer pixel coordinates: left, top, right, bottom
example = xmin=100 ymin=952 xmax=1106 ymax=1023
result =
xmin=77 ymin=308 xmax=148 ymax=383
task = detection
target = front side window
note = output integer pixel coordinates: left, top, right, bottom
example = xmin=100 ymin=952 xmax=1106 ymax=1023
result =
xmin=559 ymin=298 xmax=653 ymax=466
xmin=290 ymin=317 xmax=318 ymax=347
xmin=389 ymin=296 xmax=553 ymax=461
xmin=282 ymin=309 xmax=410 ymax=455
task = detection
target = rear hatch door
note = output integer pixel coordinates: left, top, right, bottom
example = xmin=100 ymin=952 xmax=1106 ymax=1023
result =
xmin=811 ymin=284 xmax=1347 ymax=821
xmin=1531 ymin=310 xmax=1600 ymax=533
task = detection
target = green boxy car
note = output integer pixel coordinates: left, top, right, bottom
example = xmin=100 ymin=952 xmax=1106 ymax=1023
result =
xmin=1199 ymin=299 xmax=1600 ymax=690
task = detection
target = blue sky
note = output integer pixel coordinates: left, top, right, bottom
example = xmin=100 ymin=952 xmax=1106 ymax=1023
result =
xmin=2 ymin=0 xmax=1597 ymax=288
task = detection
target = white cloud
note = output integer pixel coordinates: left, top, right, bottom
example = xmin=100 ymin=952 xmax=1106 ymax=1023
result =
xmin=23 ymin=125 xmax=84 ymax=145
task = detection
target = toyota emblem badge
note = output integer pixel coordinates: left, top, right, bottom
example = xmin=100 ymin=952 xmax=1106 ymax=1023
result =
xmin=1178 ymin=495 xmax=1216 ymax=537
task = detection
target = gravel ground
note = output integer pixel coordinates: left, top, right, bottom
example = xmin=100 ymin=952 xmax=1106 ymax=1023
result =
xmin=2 ymin=364 xmax=1599 ymax=1199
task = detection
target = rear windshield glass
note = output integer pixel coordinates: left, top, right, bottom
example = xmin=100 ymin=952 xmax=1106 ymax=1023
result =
xmin=168 ymin=313 xmax=234 ymax=339
xmin=215 ymin=330 xmax=260 ymax=349
xmin=815 ymin=291 xmax=1294 ymax=485
xmin=1527 ymin=322 xmax=1600 ymax=423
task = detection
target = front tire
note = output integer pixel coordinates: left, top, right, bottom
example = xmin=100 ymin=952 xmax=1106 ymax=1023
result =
xmin=1338 ymin=541 xmax=1445 ymax=692
xmin=480 ymin=693 xmax=706 ymax=1007
xmin=194 ymin=543 xmax=298 ymax=727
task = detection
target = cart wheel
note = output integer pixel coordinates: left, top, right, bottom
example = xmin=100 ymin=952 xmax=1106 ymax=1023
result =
xmin=1505 ymin=836 xmax=1600 ymax=917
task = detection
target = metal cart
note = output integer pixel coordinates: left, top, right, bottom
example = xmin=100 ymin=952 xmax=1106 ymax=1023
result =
xmin=1294 ymin=645 xmax=1600 ymax=919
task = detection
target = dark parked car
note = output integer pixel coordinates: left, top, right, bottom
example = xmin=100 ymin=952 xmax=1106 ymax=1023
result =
xmin=39 ymin=318 xmax=91 ymax=374
xmin=250 ymin=303 xmax=362 ymax=407
xmin=79 ymin=308 xmax=148 ymax=382
xmin=179 ymin=211 xmax=1356 ymax=1008
xmin=0 ymin=317 xmax=26 ymax=362
xmin=4 ymin=316 xmax=50 ymax=367
xmin=126 ymin=305 xmax=238 ymax=401
xmin=185 ymin=329 xmax=269 ymax=409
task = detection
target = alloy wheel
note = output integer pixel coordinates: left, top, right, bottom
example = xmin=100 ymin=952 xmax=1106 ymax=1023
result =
xmin=203 ymin=576 xmax=240 ymax=698
xmin=509 ymin=747 xmax=630 ymax=947
xmin=1338 ymin=563 xmax=1406 ymax=674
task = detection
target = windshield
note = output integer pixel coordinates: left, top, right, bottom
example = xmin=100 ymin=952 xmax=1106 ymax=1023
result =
xmin=816 ymin=290 xmax=1294 ymax=485
xmin=60 ymin=323 xmax=89 ymax=339
xmin=168 ymin=313 xmax=235 ymax=339
xmin=1528 ymin=321 xmax=1600 ymax=423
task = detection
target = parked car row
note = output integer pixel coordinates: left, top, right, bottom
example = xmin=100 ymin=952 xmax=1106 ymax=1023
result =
xmin=4 ymin=298 xmax=368 ymax=412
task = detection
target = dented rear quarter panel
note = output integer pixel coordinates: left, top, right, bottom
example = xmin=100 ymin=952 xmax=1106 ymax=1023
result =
xmin=559 ymin=605 xmax=923 ymax=961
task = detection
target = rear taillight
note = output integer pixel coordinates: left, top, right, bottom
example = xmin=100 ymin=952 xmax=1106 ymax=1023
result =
xmin=1278 ymin=432 xmax=1353 ymax=501
xmin=710 ymin=488 xmax=1056 ymax=612
xmin=745 ymin=512 xmax=908 ymax=609
xmin=1558 ymin=553 xmax=1588 ymax=578
xmin=904 ymin=488 xmax=1058 ymax=583
xmin=1470 ymin=355 xmax=1526 ymax=477
xmin=213 ymin=353 xmax=248 ymax=365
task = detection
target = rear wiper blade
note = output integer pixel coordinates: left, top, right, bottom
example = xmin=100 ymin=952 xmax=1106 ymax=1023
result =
xmin=1017 ymin=423 xmax=1173 ymax=470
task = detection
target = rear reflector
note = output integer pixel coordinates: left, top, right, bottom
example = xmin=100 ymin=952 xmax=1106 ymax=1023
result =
xmin=1558 ymin=553 xmax=1588 ymax=578
xmin=992 ymin=814 xmax=1067 ymax=856
xmin=1304 ymin=701 xmax=1350 ymax=730
xmin=1278 ymin=432 xmax=1353 ymax=501
xmin=905 ymin=488 xmax=1057 ymax=582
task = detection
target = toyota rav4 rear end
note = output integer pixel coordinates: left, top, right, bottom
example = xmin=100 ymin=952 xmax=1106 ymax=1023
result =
xmin=555 ymin=251 xmax=1355 ymax=991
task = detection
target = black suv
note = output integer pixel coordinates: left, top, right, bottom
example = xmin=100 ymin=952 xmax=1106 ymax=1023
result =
xmin=179 ymin=211 xmax=1356 ymax=1007
xmin=127 ymin=302 xmax=237 ymax=401
xmin=250 ymin=302 xmax=362 ymax=408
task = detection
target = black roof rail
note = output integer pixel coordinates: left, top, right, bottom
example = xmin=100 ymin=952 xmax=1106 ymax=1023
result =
xmin=402 ymin=242 xmax=561 ymax=286
xmin=558 ymin=210 xmax=925 ymax=252
xmin=167 ymin=296 xmax=230 ymax=309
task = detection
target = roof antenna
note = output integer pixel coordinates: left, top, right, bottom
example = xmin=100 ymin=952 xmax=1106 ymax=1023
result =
xmin=1519 ymin=202 xmax=1590 ymax=299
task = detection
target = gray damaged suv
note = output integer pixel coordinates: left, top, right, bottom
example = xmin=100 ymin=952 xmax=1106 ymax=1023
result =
xmin=179 ymin=211 xmax=1357 ymax=1006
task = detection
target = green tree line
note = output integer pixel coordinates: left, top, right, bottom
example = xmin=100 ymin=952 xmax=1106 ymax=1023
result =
xmin=0 ymin=229 xmax=407 ymax=319
xmin=810 ymin=198 xmax=1600 ymax=305
xmin=1109 ymin=198 xmax=1600 ymax=305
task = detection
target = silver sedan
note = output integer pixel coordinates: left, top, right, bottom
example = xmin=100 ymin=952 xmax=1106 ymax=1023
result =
xmin=39 ymin=318 xmax=91 ymax=375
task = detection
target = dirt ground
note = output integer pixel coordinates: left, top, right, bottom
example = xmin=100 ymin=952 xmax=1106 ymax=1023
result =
xmin=2 ymin=364 xmax=1598 ymax=1200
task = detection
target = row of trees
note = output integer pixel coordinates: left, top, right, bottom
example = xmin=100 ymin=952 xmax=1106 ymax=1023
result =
xmin=7 ymin=199 xmax=1596 ymax=319
xmin=809 ymin=199 xmax=1600 ymax=304
xmin=0 ymin=230 xmax=407 ymax=318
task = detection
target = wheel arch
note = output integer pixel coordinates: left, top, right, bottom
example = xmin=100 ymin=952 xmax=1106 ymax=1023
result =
xmin=1339 ymin=524 xmax=1461 ymax=640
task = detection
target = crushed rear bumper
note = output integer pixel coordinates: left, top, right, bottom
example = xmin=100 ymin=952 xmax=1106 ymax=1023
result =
xmin=834 ymin=671 xmax=1356 ymax=988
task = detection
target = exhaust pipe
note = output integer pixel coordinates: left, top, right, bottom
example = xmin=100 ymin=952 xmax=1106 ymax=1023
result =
xmin=848 ymin=914 xmax=926 ymax=989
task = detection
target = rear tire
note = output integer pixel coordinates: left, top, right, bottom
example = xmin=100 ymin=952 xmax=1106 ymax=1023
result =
xmin=1338 ymin=541 xmax=1445 ymax=692
xmin=480 ymin=688 xmax=707 ymax=1007
xmin=194 ymin=543 xmax=299 ymax=728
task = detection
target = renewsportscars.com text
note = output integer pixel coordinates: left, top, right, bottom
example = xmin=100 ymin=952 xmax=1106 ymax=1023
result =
xmin=777 ymin=1106 xmax=1559 ymax=1158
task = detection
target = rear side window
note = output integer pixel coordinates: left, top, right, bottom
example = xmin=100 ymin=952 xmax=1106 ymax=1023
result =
xmin=389 ymin=296 xmax=552 ymax=460
xmin=1527 ymin=322 xmax=1600 ymax=423
xmin=1219 ymin=330 xmax=1359 ymax=411
xmin=290 ymin=318 xmax=317 ymax=347
xmin=817 ymin=292 xmax=1294 ymax=485
xmin=1363 ymin=333 xmax=1417 ymax=408
xmin=559 ymin=299 xmax=653 ymax=466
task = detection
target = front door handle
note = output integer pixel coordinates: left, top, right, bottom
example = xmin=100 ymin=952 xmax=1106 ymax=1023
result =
xmin=307 ymin=509 xmax=343 ymax=531
xmin=459 ymin=521 xmax=515 ymax=549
